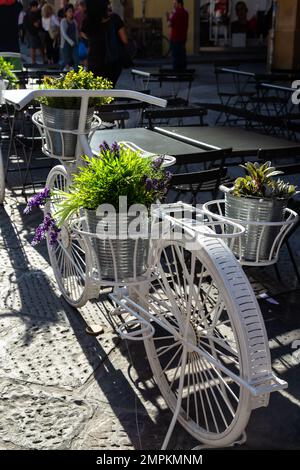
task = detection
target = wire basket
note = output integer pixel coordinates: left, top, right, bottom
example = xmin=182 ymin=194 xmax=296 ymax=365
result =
xmin=202 ymin=200 xmax=299 ymax=266
xmin=32 ymin=109 xmax=102 ymax=161
xmin=71 ymin=211 xmax=152 ymax=284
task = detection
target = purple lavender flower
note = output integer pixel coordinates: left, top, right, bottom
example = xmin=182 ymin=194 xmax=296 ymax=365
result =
xmin=165 ymin=171 xmax=172 ymax=183
xmin=145 ymin=178 xmax=153 ymax=191
xmin=152 ymin=156 xmax=164 ymax=170
xmin=152 ymin=178 xmax=159 ymax=190
xmin=49 ymin=227 xmax=60 ymax=246
xmin=99 ymin=140 xmax=110 ymax=154
xmin=31 ymin=212 xmax=60 ymax=247
xmin=111 ymin=142 xmax=120 ymax=155
xmin=24 ymin=187 xmax=51 ymax=214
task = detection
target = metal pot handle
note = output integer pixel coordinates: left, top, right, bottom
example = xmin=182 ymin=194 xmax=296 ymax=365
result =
xmin=219 ymin=184 xmax=232 ymax=194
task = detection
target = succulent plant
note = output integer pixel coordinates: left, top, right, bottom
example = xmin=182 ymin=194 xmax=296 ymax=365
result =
xmin=232 ymin=161 xmax=296 ymax=199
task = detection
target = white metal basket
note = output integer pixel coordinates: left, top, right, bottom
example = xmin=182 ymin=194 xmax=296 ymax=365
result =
xmin=202 ymin=199 xmax=299 ymax=266
xmin=32 ymin=110 xmax=102 ymax=161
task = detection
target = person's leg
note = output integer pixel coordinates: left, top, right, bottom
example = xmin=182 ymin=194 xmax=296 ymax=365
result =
xmin=181 ymin=43 xmax=187 ymax=70
xmin=170 ymin=41 xmax=179 ymax=70
xmin=45 ymin=33 xmax=52 ymax=63
xmin=171 ymin=42 xmax=186 ymax=70
xmin=31 ymin=48 xmax=36 ymax=64
xmin=72 ymin=45 xmax=79 ymax=71
xmin=63 ymin=43 xmax=72 ymax=68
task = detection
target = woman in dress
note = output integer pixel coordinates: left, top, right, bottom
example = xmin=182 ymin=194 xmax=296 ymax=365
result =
xmin=41 ymin=3 xmax=60 ymax=64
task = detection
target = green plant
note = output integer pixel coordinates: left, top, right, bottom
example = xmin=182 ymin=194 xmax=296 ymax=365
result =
xmin=53 ymin=142 xmax=172 ymax=226
xmin=232 ymin=161 xmax=297 ymax=199
xmin=38 ymin=67 xmax=113 ymax=109
xmin=0 ymin=57 xmax=18 ymax=85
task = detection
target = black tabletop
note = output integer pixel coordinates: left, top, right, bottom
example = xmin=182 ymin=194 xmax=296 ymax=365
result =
xmin=154 ymin=126 xmax=300 ymax=156
xmin=90 ymin=128 xmax=204 ymax=160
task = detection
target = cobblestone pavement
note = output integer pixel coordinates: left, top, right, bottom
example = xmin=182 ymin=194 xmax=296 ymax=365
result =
xmin=0 ymin=186 xmax=299 ymax=450
xmin=1 ymin=65 xmax=300 ymax=450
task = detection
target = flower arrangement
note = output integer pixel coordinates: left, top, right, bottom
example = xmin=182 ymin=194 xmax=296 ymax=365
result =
xmin=0 ymin=57 xmax=18 ymax=85
xmin=54 ymin=142 xmax=172 ymax=226
xmin=24 ymin=142 xmax=172 ymax=246
xmin=24 ymin=187 xmax=60 ymax=246
xmin=232 ymin=161 xmax=296 ymax=200
xmin=38 ymin=66 xmax=113 ymax=109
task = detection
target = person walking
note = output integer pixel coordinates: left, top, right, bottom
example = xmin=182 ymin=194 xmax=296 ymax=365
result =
xmin=0 ymin=0 xmax=23 ymax=52
xmin=41 ymin=3 xmax=60 ymax=64
xmin=24 ymin=0 xmax=45 ymax=64
xmin=60 ymin=3 xmax=79 ymax=70
xmin=81 ymin=0 xmax=128 ymax=87
xmin=166 ymin=0 xmax=189 ymax=71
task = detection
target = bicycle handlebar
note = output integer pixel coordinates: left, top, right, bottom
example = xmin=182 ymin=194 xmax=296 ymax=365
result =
xmin=4 ymin=89 xmax=168 ymax=110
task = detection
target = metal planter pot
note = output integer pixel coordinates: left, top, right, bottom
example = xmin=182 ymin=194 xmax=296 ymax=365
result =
xmin=85 ymin=210 xmax=150 ymax=281
xmin=41 ymin=105 xmax=94 ymax=159
xmin=224 ymin=191 xmax=288 ymax=262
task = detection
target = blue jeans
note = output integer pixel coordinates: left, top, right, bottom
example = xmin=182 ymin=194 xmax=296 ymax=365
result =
xmin=62 ymin=43 xmax=79 ymax=69
xmin=170 ymin=41 xmax=187 ymax=71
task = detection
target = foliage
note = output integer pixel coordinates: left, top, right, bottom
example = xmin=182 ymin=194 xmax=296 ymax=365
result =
xmin=53 ymin=142 xmax=172 ymax=226
xmin=232 ymin=161 xmax=297 ymax=199
xmin=0 ymin=57 xmax=18 ymax=85
xmin=38 ymin=67 xmax=113 ymax=109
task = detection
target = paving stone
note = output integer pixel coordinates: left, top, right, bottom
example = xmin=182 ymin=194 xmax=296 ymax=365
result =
xmin=0 ymin=310 xmax=108 ymax=389
xmin=0 ymin=380 xmax=94 ymax=450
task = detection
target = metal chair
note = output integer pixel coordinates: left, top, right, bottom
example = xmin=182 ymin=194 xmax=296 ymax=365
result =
xmin=144 ymin=105 xmax=207 ymax=129
xmin=167 ymin=166 xmax=228 ymax=205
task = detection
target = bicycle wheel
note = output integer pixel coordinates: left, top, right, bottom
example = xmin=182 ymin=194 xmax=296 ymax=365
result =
xmin=144 ymin=232 xmax=271 ymax=447
xmin=45 ymin=165 xmax=94 ymax=308
xmin=0 ymin=143 xmax=5 ymax=204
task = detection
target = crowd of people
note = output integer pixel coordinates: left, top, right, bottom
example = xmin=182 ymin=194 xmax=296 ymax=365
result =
xmin=0 ymin=0 xmax=129 ymax=86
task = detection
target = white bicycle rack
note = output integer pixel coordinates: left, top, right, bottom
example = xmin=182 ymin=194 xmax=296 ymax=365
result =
xmin=4 ymin=88 xmax=289 ymax=450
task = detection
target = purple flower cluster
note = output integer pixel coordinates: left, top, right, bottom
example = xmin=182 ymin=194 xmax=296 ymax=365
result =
xmin=32 ymin=212 xmax=60 ymax=247
xmin=23 ymin=186 xmax=60 ymax=248
xmin=99 ymin=140 xmax=120 ymax=158
xmin=151 ymin=156 xmax=164 ymax=170
xmin=99 ymin=140 xmax=110 ymax=153
xmin=143 ymin=171 xmax=172 ymax=195
xmin=24 ymin=187 xmax=51 ymax=214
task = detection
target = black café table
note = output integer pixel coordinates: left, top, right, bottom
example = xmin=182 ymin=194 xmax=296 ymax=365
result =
xmin=90 ymin=128 xmax=205 ymax=165
xmin=153 ymin=126 xmax=300 ymax=158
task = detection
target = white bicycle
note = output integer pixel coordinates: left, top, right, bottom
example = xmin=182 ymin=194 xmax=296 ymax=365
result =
xmin=5 ymin=88 xmax=288 ymax=450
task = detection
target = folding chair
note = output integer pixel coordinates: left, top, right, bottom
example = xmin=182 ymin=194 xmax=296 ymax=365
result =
xmin=167 ymin=166 xmax=228 ymax=205
xmin=144 ymin=105 xmax=207 ymax=129
xmin=213 ymin=64 xmax=256 ymax=126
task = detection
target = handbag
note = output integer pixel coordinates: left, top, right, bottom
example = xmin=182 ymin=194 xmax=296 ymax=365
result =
xmin=78 ymin=40 xmax=88 ymax=60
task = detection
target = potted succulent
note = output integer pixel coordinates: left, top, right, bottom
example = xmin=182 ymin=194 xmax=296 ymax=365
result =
xmin=38 ymin=67 xmax=113 ymax=158
xmin=0 ymin=56 xmax=18 ymax=104
xmin=221 ymin=161 xmax=297 ymax=261
xmin=24 ymin=142 xmax=172 ymax=280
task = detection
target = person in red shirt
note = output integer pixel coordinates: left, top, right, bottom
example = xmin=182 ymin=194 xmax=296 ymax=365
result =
xmin=166 ymin=0 xmax=189 ymax=70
